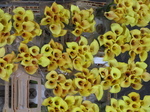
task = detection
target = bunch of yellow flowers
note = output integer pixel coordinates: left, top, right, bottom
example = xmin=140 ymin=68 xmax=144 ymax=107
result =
xmin=98 ymin=23 xmax=131 ymax=61
xmin=41 ymin=2 xmax=70 ymax=37
xmin=106 ymin=92 xmax=150 ymax=112
xmin=73 ymin=68 xmax=103 ymax=100
xmin=99 ymin=59 xmax=150 ymax=93
xmin=45 ymin=70 xmax=77 ymax=98
xmin=13 ymin=7 xmax=42 ymax=43
xmin=14 ymin=43 xmax=42 ymax=74
xmin=42 ymin=96 xmax=99 ymax=112
xmin=40 ymin=39 xmax=73 ymax=73
xmin=129 ymin=28 xmax=150 ymax=62
xmin=0 ymin=48 xmax=18 ymax=81
xmin=0 ymin=9 xmax=16 ymax=47
xmin=66 ymin=36 xmax=99 ymax=71
xmin=104 ymin=0 xmax=150 ymax=27
xmin=71 ymin=5 xmax=96 ymax=36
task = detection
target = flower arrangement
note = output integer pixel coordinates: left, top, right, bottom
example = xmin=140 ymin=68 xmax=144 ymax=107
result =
xmin=0 ymin=1 xmax=150 ymax=112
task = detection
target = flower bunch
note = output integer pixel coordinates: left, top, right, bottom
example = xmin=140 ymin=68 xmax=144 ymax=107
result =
xmin=13 ymin=7 xmax=42 ymax=43
xmin=41 ymin=2 xmax=70 ymax=37
xmin=71 ymin=5 xmax=96 ymax=36
xmin=73 ymin=68 xmax=103 ymax=100
xmin=0 ymin=9 xmax=16 ymax=47
xmin=45 ymin=70 xmax=77 ymax=97
xmin=66 ymin=36 xmax=99 ymax=71
xmin=14 ymin=43 xmax=42 ymax=74
xmin=98 ymin=23 xmax=131 ymax=61
xmin=42 ymin=96 xmax=99 ymax=112
xmin=104 ymin=0 xmax=150 ymax=27
xmin=129 ymin=28 xmax=150 ymax=62
xmin=99 ymin=59 xmax=150 ymax=93
xmin=106 ymin=92 xmax=150 ymax=112
xmin=40 ymin=39 xmax=72 ymax=72
xmin=0 ymin=48 xmax=18 ymax=81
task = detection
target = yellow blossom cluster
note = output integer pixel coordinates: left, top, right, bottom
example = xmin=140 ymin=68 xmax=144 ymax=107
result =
xmin=0 ymin=9 xmax=16 ymax=47
xmin=42 ymin=96 xmax=99 ymax=112
xmin=71 ymin=5 xmax=96 ymax=36
xmin=99 ymin=59 xmax=150 ymax=93
xmin=45 ymin=70 xmax=76 ymax=98
xmin=41 ymin=2 xmax=70 ymax=37
xmin=106 ymin=92 xmax=150 ymax=112
xmin=14 ymin=43 xmax=42 ymax=74
xmin=98 ymin=23 xmax=131 ymax=61
xmin=13 ymin=7 xmax=42 ymax=43
xmin=104 ymin=0 xmax=150 ymax=27
xmin=66 ymin=36 xmax=99 ymax=71
xmin=74 ymin=68 xmax=103 ymax=100
xmin=0 ymin=48 xmax=18 ymax=81
xmin=40 ymin=39 xmax=72 ymax=72
xmin=129 ymin=28 xmax=150 ymax=62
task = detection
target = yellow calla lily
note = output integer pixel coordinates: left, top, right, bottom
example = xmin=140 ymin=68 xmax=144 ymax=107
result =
xmin=99 ymin=67 xmax=108 ymax=78
xmin=47 ymin=107 xmax=55 ymax=112
xmin=142 ymin=95 xmax=150 ymax=107
xmin=129 ymin=51 xmax=136 ymax=63
xmin=128 ymin=92 xmax=140 ymax=102
xmin=105 ymin=106 xmax=117 ymax=112
xmin=103 ymin=48 xmax=115 ymax=61
xmin=89 ymin=39 xmax=99 ymax=55
xmin=53 ymin=84 xmax=63 ymax=96
xmin=111 ymin=23 xmax=123 ymax=36
xmin=110 ymin=98 xmax=118 ymax=108
xmin=111 ymin=44 xmax=121 ymax=56
xmin=72 ymin=107 xmax=83 ymax=112
xmin=121 ymin=78 xmax=131 ymax=88
xmin=130 ymin=101 xmax=141 ymax=110
xmin=53 ymin=49 xmax=62 ymax=60
xmin=132 ymin=67 xmax=143 ymax=76
xmin=92 ymin=85 xmax=103 ymax=101
xmin=74 ymin=78 xmax=86 ymax=89
xmin=56 ymin=58 xmax=65 ymax=66
xmin=71 ymin=5 xmax=80 ymax=14
xmin=110 ymin=84 xmax=121 ymax=93
xmin=13 ymin=21 xmax=23 ymax=33
xmin=79 ymin=36 xmax=88 ymax=46
xmin=29 ymin=46 xmax=39 ymax=56
xmin=130 ymin=29 xmax=141 ymax=39
xmin=24 ymin=65 xmax=38 ymax=75
xmin=24 ymin=10 xmax=34 ymax=21
xmin=122 ymin=96 xmax=132 ymax=105
xmin=5 ymin=64 xmax=14 ymax=75
xmin=121 ymin=44 xmax=130 ymax=53
xmin=47 ymin=61 xmax=58 ymax=71
xmin=131 ymin=83 xmax=143 ymax=90
xmin=21 ymin=32 xmax=33 ymax=42
xmin=6 ymin=35 xmax=16 ymax=45
xmin=136 ymin=62 xmax=147 ymax=69
xmin=51 ymin=2 xmax=60 ymax=13
xmin=103 ymin=31 xmax=116 ymax=41
xmin=46 ymin=70 xmax=58 ymax=80
xmin=72 ymin=27 xmax=83 ymax=37
xmin=44 ymin=6 xmax=54 ymax=17
xmin=66 ymin=42 xmax=79 ymax=51
xmin=73 ymin=56 xmax=83 ymax=71
xmin=20 ymin=52 xmax=31 ymax=60
xmin=13 ymin=7 xmax=25 ymax=15
xmin=0 ymin=47 xmax=5 ymax=58
xmin=79 ymin=88 xmax=91 ymax=97
xmin=3 ymin=21 xmax=11 ymax=33
xmin=57 ymin=74 xmax=66 ymax=83
xmin=80 ymin=9 xmax=90 ymax=20
xmin=72 ymin=12 xmax=81 ymax=24
xmin=0 ymin=67 xmax=7 ymax=79
xmin=74 ymin=96 xmax=82 ymax=106
xmin=20 ymin=59 xmax=31 ymax=66
xmin=141 ymin=72 xmax=150 ymax=82
xmin=62 ymin=52 xmax=71 ymax=62
xmin=53 ymin=14 xmax=60 ymax=23
xmin=110 ymin=67 xmax=121 ymax=79
xmin=118 ymin=100 xmax=127 ymax=111
xmin=42 ymin=97 xmax=53 ymax=106
xmin=40 ymin=16 xmax=53 ymax=25
xmin=0 ymin=38 xmax=7 ymax=47
xmin=104 ymin=11 xmax=119 ymax=20
xmin=0 ymin=23 xmax=4 ymax=32
xmin=45 ymin=79 xmax=57 ymax=89
xmin=41 ymin=44 xmax=52 ymax=56
xmin=65 ymin=96 xmax=75 ymax=107
xmin=56 ymin=29 xmax=67 ymax=37
xmin=61 ymin=79 xmax=72 ymax=90
xmin=139 ymin=51 xmax=148 ymax=61
xmin=38 ymin=56 xmax=50 ymax=67
xmin=66 ymin=48 xmax=77 ymax=59
xmin=137 ymin=17 xmax=149 ymax=27
xmin=0 ymin=59 xmax=7 ymax=67
xmin=49 ymin=23 xmax=61 ymax=36
xmin=22 ymin=21 xmax=35 ymax=32
xmin=59 ymin=100 xmax=68 ymax=111
xmin=80 ymin=20 xmax=91 ymax=30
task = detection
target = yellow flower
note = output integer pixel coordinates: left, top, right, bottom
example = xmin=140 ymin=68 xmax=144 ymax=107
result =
xmin=49 ymin=23 xmax=61 ymax=36
xmin=72 ymin=12 xmax=81 ymax=24
xmin=139 ymin=51 xmax=148 ymax=61
xmin=61 ymin=79 xmax=72 ymax=90
xmin=59 ymin=100 xmax=68 ymax=111
xmin=24 ymin=65 xmax=38 ymax=75
xmin=89 ymin=39 xmax=99 ymax=55
xmin=111 ymin=23 xmax=123 ymax=36
xmin=142 ymin=95 xmax=150 ymax=108
xmin=131 ymin=83 xmax=143 ymax=90
xmin=40 ymin=16 xmax=53 ymax=25
xmin=22 ymin=21 xmax=35 ymax=32
xmin=0 ymin=47 xmax=5 ymax=58
xmin=66 ymin=49 xmax=77 ymax=59
xmin=0 ymin=38 xmax=7 ymax=47
xmin=72 ymin=27 xmax=83 ymax=37
xmin=13 ymin=7 xmax=25 ymax=15
xmin=0 ymin=67 xmax=7 ymax=80
xmin=47 ymin=107 xmax=55 ymax=112
xmin=128 ymin=92 xmax=140 ymax=102
xmin=121 ymin=78 xmax=131 ymax=88
xmin=47 ymin=61 xmax=58 ymax=71
xmin=79 ymin=36 xmax=88 ymax=46
xmin=45 ymin=79 xmax=57 ymax=89
xmin=24 ymin=10 xmax=34 ymax=21
xmin=53 ymin=84 xmax=63 ymax=96
xmin=71 ymin=5 xmax=80 ymax=15
xmin=111 ymin=44 xmax=121 ymax=56
xmin=29 ymin=46 xmax=39 ymax=56
xmin=41 ymin=44 xmax=52 ymax=56
xmin=121 ymin=44 xmax=130 ymax=53
xmin=141 ymin=72 xmax=150 ymax=82
xmin=110 ymin=84 xmax=121 ymax=93
xmin=103 ymin=48 xmax=115 ymax=61
xmin=53 ymin=49 xmax=62 ymax=60
xmin=5 ymin=64 xmax=14 ymax=75
xmin=51 ymin=2 xmax=60 ymax=13
xmin=65 ymin=96 xmax=75 ymax=107
xmin=6 ymin=35 xmax=16 ymax=45
xmin=105 ymin=106 xmax=117 ymax=112
xmin=44 ymin=6 xmax=54 ymax=17
xmin=0 ymin=23 xmax=4 ymax=32
xmin=110 ymin=67 xmax=121 ymax=79
xmin=92 ymin=85 xmax=103 ymax=101
xmin=104 ymin=11 xmax=119 ymax=20
xmin=38 ymin=56 xmax=50 ymax=67
xmin=73 ymin=56 xmax=83 ymax=71
xmin=66 ymin=42 xmax=79 ymax=51
xmin=130 ymin=29 xmax=141 ymax=39
xmin=110 ymin=98 xmax=118 ymax=109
